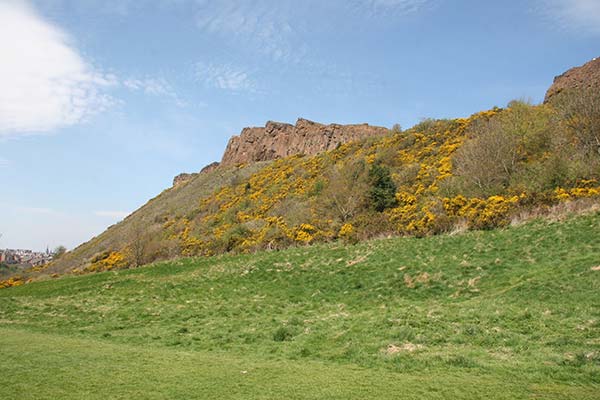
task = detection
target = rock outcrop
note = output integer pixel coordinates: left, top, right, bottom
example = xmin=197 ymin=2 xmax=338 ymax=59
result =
xmin=172 ymin=172 xmax=197 ymax=187
xmin=200 ymin=162 xmax=220 ymax=174
xmin=545 ymin=57 xmax=600 ymax=103
xmin=220 ymin=118 xmax=388 ymax=166
xmin=172 ymin=119 xmax=387 ymax=186
xmin=172 ymin=163 xmax=219 ymax=187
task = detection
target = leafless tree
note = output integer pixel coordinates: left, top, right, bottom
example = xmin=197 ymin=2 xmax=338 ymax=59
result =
xmin=318 ymin=160 xmax=369 ymax=222
xmin=454 ymin=117 xmax=521 ymax=194
xmin=129 ymin=221 xmax=147 ymax=268
xmin=553 ymin=88 xmax=600 ymax=157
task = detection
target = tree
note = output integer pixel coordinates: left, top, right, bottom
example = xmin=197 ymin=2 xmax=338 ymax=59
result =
xmin=368 ymin=163 xmax=398 ymax=212
xmin=319 ymin=159 xmax=369 ymax=222
xmin=453 ymin=102 xmax=556 ymax=196
xmin=129 ymin=221 xmax=147 ymax=268
xmin=52 ymin=246 xmax=67 ymax=259
xmin=553 ymin=88 xmax=600 ymax=158
xmin=454 ymin=121 xmax=519 ymax=194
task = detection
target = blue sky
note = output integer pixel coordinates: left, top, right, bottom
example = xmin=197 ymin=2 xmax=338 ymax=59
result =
xmin=0 ymin=0 xmax=598 ymax=251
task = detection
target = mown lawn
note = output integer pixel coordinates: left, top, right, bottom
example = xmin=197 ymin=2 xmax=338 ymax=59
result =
xmin=1 ymin=213 xmax=599 ymax=399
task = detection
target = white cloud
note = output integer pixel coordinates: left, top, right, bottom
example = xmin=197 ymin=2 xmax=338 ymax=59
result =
xmin=123 ymin=77 xmax=187 ymax=107
xmin=195 ymin=63 xmax=256 ymax=92
xmin=538 ymin=0 xmax=600 ymax=35
xmin=94 ymin=210 xmax=129 ymax=219
xmin=0 ymin=157 xmax=9 ymax=167
xmin=0 ymin=1 xmax=116 ymax=136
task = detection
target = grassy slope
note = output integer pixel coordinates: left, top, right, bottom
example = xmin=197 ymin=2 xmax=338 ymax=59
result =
xmin=47 ymin=162 xmax=266 ymax=275
xmin=1 ymin=213 xmax=599 ymax=399
xmin=2 ymin=329 xmax=596 ymax=400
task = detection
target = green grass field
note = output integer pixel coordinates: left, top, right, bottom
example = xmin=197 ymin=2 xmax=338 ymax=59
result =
xmin=1 ymin=213 xmax=599 ymax=399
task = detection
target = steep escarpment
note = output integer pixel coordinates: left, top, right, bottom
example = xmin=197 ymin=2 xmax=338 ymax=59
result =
xmin=545 ymin=57 xmax=600 ymax=102
xmin=220 ymin=118 xmax=388 ymax=166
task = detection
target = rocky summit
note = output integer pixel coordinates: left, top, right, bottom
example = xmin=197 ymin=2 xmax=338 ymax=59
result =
xmin=220 ymin=118 xmax=388 ymax=166
xmin=545 ymin=57 xmax=600 ymax=102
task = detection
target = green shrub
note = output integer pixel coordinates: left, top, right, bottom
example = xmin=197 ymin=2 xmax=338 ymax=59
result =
xmin=368 ymin=164 xmax=398 ymax=212
xmin=273 ymin=326 xmax=295 ymax=342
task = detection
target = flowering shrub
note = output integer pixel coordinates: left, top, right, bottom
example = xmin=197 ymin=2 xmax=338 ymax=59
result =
xmin=339 ymin=223 xmax=354 ymax=238
xmin=294 ymin=223 xmax=317 ymax=244
xmin=0 ymin=277 xmax=25 ymax=289
xmin=555 ymin=185 xmax=600 ymax=201
xmin=84 ymin=251 xmax=128 ymax=273
xmin=444 ymin=195 xmax=523 ymax=230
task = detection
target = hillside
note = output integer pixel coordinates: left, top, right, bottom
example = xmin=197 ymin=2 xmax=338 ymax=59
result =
xmin=38 ymin=162 xmax=268 ymax=276
xmin=1 ymin=213 xmax=599 ymax=398
xmin=4 ymin=58 xmax=599 ymax=285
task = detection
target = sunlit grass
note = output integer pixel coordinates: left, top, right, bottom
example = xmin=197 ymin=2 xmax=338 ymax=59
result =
xmin=1 ymin=212 xmax=599 ymax=399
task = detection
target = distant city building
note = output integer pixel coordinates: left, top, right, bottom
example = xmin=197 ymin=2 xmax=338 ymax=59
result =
xmin=0 ymin=248 xmax=53 ymax=267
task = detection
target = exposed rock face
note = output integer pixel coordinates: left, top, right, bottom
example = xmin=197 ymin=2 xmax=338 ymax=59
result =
xmin=172 ymin=118 xmax=388 ymax=186
xmin=200 ymin=162 xmax=220 ymax=174
xmin=172 ymin=163 xmax=219 ymax=187
xmin=220 ymin=118 xmax=388 ymax=166
xmin=545 ymin=57 xmax=600 ymax=103
xmin=172 ymin=173 xmax=197 ymax=187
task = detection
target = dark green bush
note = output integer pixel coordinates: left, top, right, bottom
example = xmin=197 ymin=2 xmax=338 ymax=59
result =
xmin=368 ymin=164 xmax=398 ymax=212
xmin=273 ymin=326 xmax=295 ymax=342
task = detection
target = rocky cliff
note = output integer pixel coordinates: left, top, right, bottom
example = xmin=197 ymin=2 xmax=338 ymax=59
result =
xmin=220 ymin=118 xmax=388 ymax=166
xmin=545 ymin=57 xmax=600 ymax=102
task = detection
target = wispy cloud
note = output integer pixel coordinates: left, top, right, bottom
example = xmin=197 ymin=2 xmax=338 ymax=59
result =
xmin=195 ymin=63 xmax=256 ymax=92
xmin=123 ymin=77 xmax=187 ymax=107
xmin=354 ymin=0 xmax=432 ymax=16
xmin=94 ymin=210 xmax=129 ymax=219
xmin=0 ymin=1 xmax=117 ymax=136
xmin=537 ymin=0 xmax=600 ymax=35
xmin=0 ymin=157 xmax=9 ymax=167
xmin=193 ymin=1 xmax=300 ymax=64
xmin=190 ymin=0 xmax=431 ymax=65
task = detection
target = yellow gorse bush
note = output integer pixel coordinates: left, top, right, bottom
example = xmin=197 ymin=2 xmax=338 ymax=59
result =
xmin=555 ymin=186 xmax=600 ymax=201
xmin=84 ymin=251 xmax=128 ymax=273
xmin=0 ymin=276 xmax=26 ymax=289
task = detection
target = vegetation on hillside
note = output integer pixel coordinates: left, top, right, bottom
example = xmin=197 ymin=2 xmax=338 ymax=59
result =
xmin=1 ymin=213 xmax=599 ymax=398
xmin=3 ymin=89 xmax=599 ymax=284
xmin=154 ymin=96 xmax=599 ymax=261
